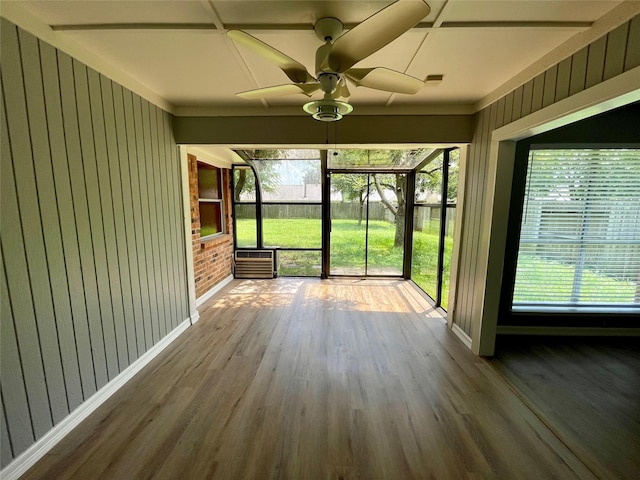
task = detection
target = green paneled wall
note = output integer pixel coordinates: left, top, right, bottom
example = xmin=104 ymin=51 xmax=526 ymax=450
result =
xmin=0 ymin=18 xmax=189 ymax=466
xmin=454 ymin=15 xmax=640 ymax=337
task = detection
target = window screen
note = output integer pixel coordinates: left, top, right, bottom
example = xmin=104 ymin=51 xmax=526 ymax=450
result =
xmin=513 ymin=148 xmax=640 ymax=309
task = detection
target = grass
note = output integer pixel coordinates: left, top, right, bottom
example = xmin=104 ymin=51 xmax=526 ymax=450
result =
xmin=237 ymin=217 xmax=637 ymax=308
xmin=236 ymin=217 xmax=450 ymax=306
xmin=514 ymin=255 xmax=637 ymax=304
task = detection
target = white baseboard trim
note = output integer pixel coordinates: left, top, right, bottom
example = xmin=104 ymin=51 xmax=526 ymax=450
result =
xmin=190 ymin=311 xmax=200 ymax=325
xmin=195 ymin=275 xmax=233 ymax=308
xmin=452 ymin=323 xmax=473 ymax=349
xmin=0 ymin=318 xmax=191 ymax=480
xmin=496 ymin=326 xmax=640 ymax=336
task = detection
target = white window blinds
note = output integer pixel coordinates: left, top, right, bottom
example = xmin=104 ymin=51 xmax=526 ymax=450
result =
xmin=513 ymin=148 xmax=640 ymax=310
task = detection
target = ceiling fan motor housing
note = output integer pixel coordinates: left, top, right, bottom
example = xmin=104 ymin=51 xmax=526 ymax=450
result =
xmin=303 ymin=98 xmax=353 ymax=122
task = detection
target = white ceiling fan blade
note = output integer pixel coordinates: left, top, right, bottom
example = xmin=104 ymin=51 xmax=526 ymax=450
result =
xmin=346 ymin=68 xmax=424 ymax=94
xmin=331 ymin=78 xmax=351 ymax=100
xmin=327 ymin=0 xmax=430 ymax=73
xmin=228 ymin=30 xmax=315 ymax=84
xmin=236 ymin=83 xmax=320 ymax=100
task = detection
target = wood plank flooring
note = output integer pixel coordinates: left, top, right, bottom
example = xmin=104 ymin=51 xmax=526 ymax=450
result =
xmin=24 ymin=279 xmax=595 ymax=479
xmin=488 ymin=335 xmax=640 ymax=480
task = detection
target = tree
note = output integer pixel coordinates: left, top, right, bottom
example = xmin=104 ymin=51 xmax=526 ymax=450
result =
xmin=234 ymin=149 xmax=281 ymax=201
xmin=331 ymin=173 xmax=371 ymax=225
xmin=372 ymin=172 xmax=407 ymax=247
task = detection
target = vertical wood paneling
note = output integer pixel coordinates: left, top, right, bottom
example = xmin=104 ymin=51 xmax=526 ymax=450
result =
xmin=531 ymin=73 xmax=545 ymax=113
xmin=511 ymin=86 xmax=523 ymax=121
xmin=520 ymin=80 xmax=533 ymax=117
xmin=1 ymin=23 xmax=55 ymax=438
xmin=1 ymin=393 xmax=13 ymax=468
xmin=164 ymin=112 xmax=188 ymax=323
xmin=38 ymin=41 xmax=85 ymax=412
xmin=569 ymin=47 xmax=588 ymax=96
xmin=73 ymin=59 xmax=115 ymax=385
xmin=0 ymin=105 xmax=35 ymax=451
xmin=149 ymin=104 xmax=170 ymax=337
xmin=102 ymin=77 xmax=138 ymax=363
xmin=585 ymin=36 xmax=607 ymax=89
xmin=113 ymin=84 xmax=146 ymax=356
xmin=542 ymin=65 xmax=557 ymax=108
xmin=145 ymin=101 xmax=167 ymax=339
xmin=18 ymin=30 xmax=71 ymax=423
xmin=88 ymin=69 xmax=129 ymax=372
xmin=604 ymin=23 xmax=629 ymax=80
xmin=495 ymin=97 xmax=505 ymax=128
xmin=128 ymin=93 xmax=154 ymax=349
xmin=625 ymin=16 xmax=640 ymax=69
xmin=57 ymin=52 xmax=100 ymax=397
xmin=1 ymin=19 xmax=188 ymax=464
xmin=159 ymin=108 xmax=177 ymax=331
xmin=503 ymin=92 xmax=513 ymax=125
xmin=555 ymin=57 xmax=572 ymax=102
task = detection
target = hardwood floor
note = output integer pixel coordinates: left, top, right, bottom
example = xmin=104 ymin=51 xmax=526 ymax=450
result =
xmin=489 ymin=335 xmax=640 ymax=480
xmin=24 ymin=279 xmax=595 ymax=479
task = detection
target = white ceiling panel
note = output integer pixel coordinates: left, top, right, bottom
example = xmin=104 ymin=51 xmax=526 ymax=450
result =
xmin=16 ymin=0 xmax=217 ymax=25
xmin=444 ymin=0 xmax=624 ymax=23
xmin=399 ymin=27 xmax=579 ymax=104
xmin=4 ymin=0 xmax=629 ymax=114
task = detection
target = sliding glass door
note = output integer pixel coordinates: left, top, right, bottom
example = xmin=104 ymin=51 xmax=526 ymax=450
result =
xmin=329 ymin=173 xmax=403 ymax=276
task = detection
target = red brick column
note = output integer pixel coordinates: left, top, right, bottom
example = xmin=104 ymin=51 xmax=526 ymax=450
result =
xmin=188 ymin=154 xmax=234 ymax=299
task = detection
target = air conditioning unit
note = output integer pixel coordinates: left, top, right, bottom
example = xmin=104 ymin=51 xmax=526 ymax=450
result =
xmin=234 ymin=250 xmax=275 ymax=279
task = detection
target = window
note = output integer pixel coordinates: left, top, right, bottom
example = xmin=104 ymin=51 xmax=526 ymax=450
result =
xmin=411 ymin=149 xmax=458 ymax=310
xmin=513 ymin=148 xmax=640 ymax=310
xmin=197 ymin=162 xmax=224 ymax=238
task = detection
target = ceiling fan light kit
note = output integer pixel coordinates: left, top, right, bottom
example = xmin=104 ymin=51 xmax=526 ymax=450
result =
xmin=228 ymin=0 xmax=432 ymax=121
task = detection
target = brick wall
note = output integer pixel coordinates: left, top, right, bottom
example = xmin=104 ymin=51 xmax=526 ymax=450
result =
xmin=188 ymin=153 xmax=234 ymax=299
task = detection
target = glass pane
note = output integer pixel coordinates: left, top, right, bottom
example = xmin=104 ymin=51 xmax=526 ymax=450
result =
xmin=447 ymin=149 xmax=459 ymax=202
xmin=199 ymin=202 xmax=222 ymax=237
xmin=277 ymin=250 xmax=321 ymax=277
xmin=441 ymin=206 xmax=456 ymax=310
xmin=234 ymin=167 xmax=257 ymax=202
xmin=263 ymin=204 xmax=321 ymax=248
xmin=330 ymin=173 xmax=367 ymax=275
xmin=415 ymin=154 xmax=443 ymax=203
xmin=329 ymin=148 xmax=436 ymax=171
xmin=198 ymin=163 xmax=220 ymax=199
xmin=253 ymin=159 xmax=321 ymax=202
xmin=367 ymin=173 xmax=404 ymax=275
xmin=513 ymin=149 xmax=640 ymax=308
xmin=248 ymin=149 xmax=320 ymax=160
xmin=235 ymin=204 xmax=257 ymax=248
xmin=412 ymin=205 xmax=442 ymax=299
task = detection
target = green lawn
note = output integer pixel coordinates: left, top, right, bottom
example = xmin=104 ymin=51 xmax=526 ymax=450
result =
xmin=513 ymin=255 xmax=637 ymax=304
xmin=237 ymin=217 xmax=638 ymax=308
xmin=236 ymin=218 xmax=450 ymax=306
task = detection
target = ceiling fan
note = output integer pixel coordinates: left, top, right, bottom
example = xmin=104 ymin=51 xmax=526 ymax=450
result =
xmin=228 ymin=0 xmax=431 ymax=121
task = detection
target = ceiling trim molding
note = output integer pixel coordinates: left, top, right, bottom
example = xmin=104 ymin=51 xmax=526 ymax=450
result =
xmin=173 ymin=103 xmax=475 ymax=117
xmin=50 ymin=23 xmax=220 ymax=31
xmin=46 ymin=20 xmax=594 ymax=32
xmin=0 ymin=2 xmax=176 ymax=114
xmin=475 ymin=1 xmax=640 ymax=113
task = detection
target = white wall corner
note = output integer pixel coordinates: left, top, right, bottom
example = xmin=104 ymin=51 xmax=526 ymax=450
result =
xmin=447 ymin=145 xmax=470 ymax=330
xmin=180 ymin=146 xmax=198 ymax=325
xmin=0 ymin=319 xmax=191 ymax=480
xmin=473 ymin=140 xmax=517 ymax=356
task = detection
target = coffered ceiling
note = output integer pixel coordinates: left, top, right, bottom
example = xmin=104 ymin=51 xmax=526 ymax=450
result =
xmin=3 ymin=1 xmax=628 ymax=116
